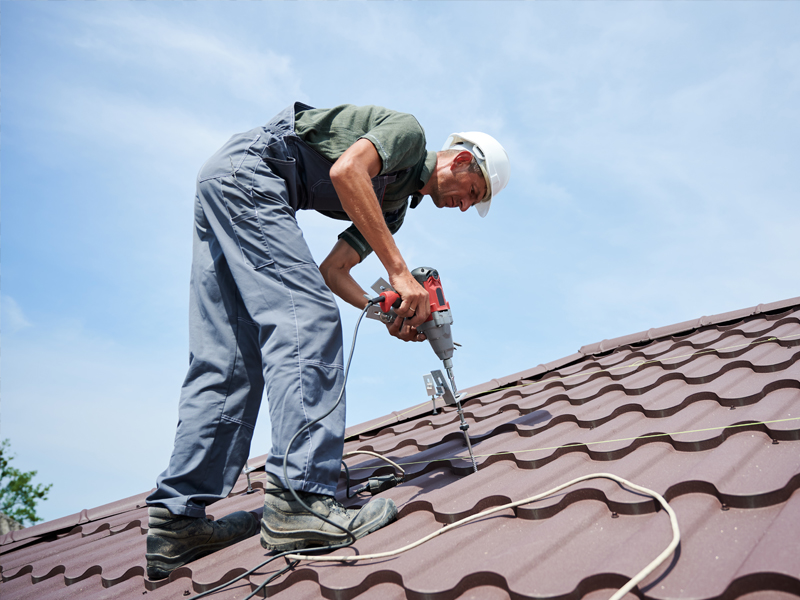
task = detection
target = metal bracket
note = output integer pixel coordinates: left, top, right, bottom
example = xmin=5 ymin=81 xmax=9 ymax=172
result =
xmin=423 ymin=373 xmax=439 ymax=414
xmin=365 ymin=277 xmax=397 ymax=324
xmin=430 ymin=370 xmax=457 ymax=406
xmin=370 ymin=277 xmax=393 ymax=296
xmin=240 ymin=463 xmax=262 ymax=494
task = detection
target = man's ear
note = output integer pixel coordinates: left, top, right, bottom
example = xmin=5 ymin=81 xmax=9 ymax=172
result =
xmin=451 ymin=150 xmax=473 ymax=168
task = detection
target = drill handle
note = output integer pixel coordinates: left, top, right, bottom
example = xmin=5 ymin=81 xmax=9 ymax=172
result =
xmin=370 ymin=290 xmax=401 ymax=314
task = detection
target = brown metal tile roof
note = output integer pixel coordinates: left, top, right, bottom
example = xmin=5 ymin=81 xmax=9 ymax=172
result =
xmin=2 ymin=297 xmax=799 ymax=599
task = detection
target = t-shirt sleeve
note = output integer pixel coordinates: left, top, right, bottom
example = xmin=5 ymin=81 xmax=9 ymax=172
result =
xmin=358 ymin=112 xmax=427 ymax=175
xmin=338 ymin=202 xmax=409 ymax=262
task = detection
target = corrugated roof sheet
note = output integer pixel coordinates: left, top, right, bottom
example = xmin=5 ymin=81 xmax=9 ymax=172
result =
xmin=2 ymin=297 xmax=799 ymax=599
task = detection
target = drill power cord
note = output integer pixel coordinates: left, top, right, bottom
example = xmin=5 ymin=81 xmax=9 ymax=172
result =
xmin=341 ymin=450 xmax=406 ymax=498
xmin=285 ymin=472 xmax=680 ymax=600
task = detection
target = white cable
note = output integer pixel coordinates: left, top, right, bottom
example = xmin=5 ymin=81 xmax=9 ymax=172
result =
xmin=286 ymin=473 xmax=679 ymax=600
xmin=342 ymin=450 xmax=406 ymax=481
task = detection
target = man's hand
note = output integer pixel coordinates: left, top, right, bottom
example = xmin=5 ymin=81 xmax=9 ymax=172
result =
xmin=388 ymin=270 xmax=431 ymax=327
xmin=386 ymin=316 xmax=427 ymax=342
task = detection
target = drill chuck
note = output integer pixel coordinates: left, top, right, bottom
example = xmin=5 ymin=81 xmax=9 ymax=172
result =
xmin=417 ymin=308 xmax=454 ymax=362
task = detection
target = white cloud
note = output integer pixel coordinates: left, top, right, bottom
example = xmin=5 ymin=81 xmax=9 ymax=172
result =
xmin=13 ymin=5 xmax=307 ymax=188
xmin=1 ymin=295 xmax=33 ymax=334
xmin=47 ymin=86 xmax=230 ymax=187
xmin=68 ymin=8 xmax=306 ymax=109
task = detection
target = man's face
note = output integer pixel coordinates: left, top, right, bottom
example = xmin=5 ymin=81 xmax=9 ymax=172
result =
xmin=430 ymin=158 xmax=488 ymax=213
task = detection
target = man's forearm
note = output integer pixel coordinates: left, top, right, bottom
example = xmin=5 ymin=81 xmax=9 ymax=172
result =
xmin=319 ymin=240 xmax=368 ymax=309
xmin=329 ymin=138 xmax=430 ymax=326
xmin=331 ymin=166 xmax=407 ymax=278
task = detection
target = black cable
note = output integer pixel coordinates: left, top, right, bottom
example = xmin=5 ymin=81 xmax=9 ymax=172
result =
xmin=342 ymin=460 xmax=402 ymax=498
xmin=188 ymin=550 xmax=296 ymax=600
xmin=342 ymin=461 xmax=355 ymax=498
xmin=242 ymin=557 xmax=299 ymax=600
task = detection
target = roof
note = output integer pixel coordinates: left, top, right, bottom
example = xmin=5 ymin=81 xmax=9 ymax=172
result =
xmin=2 ymin=296 xmax=800 ymax=599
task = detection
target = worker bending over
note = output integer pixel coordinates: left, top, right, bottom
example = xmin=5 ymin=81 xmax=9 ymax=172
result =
xmin=145 ymin=102 xmax=510 ymax=580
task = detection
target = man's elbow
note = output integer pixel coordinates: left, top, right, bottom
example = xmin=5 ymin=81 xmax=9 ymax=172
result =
xmin=329 ymin=159 xmax=352 ymax=190
xmin=318 ymin=257 xmax=335 ymax=288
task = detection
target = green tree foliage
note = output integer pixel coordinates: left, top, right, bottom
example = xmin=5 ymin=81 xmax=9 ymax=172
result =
xmin=0 ymin=439 xmax=52 ymax=526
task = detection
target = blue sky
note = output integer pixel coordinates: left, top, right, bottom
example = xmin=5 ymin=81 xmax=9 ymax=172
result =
xmin=2 ymin=1 xmax=798 ymax=523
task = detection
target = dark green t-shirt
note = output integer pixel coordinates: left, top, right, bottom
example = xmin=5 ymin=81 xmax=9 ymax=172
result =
xmin=295 ymin=104 xmax=436 ymax=261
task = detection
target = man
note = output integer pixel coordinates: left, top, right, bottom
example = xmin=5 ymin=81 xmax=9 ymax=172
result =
xmin=144 ymin=102 xmax=509 ymax=580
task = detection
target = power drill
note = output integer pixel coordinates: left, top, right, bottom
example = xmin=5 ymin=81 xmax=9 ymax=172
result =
xmin=373 ymin=267 xmax=457 ymax=391
xmin=370 ymin=268 xmax=478 ymax=472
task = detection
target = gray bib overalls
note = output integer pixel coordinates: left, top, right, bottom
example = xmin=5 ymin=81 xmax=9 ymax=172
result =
xmin=148 ymin=103 xmax=397 ymax=515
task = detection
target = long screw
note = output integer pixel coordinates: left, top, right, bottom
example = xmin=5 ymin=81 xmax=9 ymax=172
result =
xmin=447 ymin=369 xmax=478 ymax=473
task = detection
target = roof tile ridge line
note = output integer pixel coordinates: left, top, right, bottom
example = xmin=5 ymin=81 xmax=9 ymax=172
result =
xmin=474 ymin=303 xmax=800 ymax=398
xmin=579 ymin=298 xmax=800 ymax=359
xmin=349 ymin=394 xmax=530 ymax=448
xmin=345 ymin=398 xmax=447 ymax=440
xmin=722 ymin=573 xmax=800 ymax=600
xmin=411 ymin=377 xmax=800 ymax=453
xmin=5 ymin=490 xmax=155 ymax=542
xmin=358 ymin=371 xmax=800 ymax=458
xmin=399 ymin=472 xmax=800 ymax=526
xmin=273 ymin=570 xmax=513 ymax=600
xmin=347 ymin=391 xmax=508 ymax=441
xmin=343 ymin=416 xmax=800 ymax=472
xmin=478 ymin=332 xmax=798 ymax=399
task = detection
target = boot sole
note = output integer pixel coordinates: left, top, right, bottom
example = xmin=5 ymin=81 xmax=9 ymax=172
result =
xmin=146 ymin=517 xmax=259 ymax=580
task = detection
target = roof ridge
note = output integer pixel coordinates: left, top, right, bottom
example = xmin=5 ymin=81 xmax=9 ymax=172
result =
xmin=473 ymin=295 xmax=800 ymax=396
xmin=0 ymin=489 xmax=154 ymax=547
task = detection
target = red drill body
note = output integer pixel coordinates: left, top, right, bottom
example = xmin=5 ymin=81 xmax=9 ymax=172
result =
xmin=375 ymin=267 xmax=456 ymax=382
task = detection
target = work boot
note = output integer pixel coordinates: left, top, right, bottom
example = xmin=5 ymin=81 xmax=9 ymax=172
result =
xmin=260 ymin=473 xmax=397 ymax=552
xmin=146 ymin=507 xmax=260 ymax=580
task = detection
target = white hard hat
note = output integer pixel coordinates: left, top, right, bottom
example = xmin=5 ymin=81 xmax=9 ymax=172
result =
xmin=442 ymin=131 xmax=510 ymax=217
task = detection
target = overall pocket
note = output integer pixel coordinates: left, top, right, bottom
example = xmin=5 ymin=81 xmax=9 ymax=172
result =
xmin=259 ymin=155 xmax=299 ymax=209
xmin=223 ymin=179 xmax=275 ymax=271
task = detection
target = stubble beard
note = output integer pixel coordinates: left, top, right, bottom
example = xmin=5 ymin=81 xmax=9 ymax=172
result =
xmin=428 ymin=175 xmax=445 ymax=208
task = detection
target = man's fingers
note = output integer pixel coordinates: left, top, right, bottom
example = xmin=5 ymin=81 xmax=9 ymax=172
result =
xmin=396 ymin=299 xmax=417 ymax=318
xmin=387 ymin=317 xmax=402 ymax=336
xmin=390 ymin=273 xmax=431 ymax=327
xmin=385 ymin=318 xmax=426 ymax=342
xmin=397 ymin=300 xmax=429 ymax=328
xmin=397 ymin=319 xmax=415 ymax=341
xmin=407 ymin=311 xmax=427 ymax=328
xmin=401 ymin=323 xmax=427 ymax=343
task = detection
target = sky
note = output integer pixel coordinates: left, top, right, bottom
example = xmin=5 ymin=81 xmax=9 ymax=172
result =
xmin=1 ymin=1 xmax=798 ymax=524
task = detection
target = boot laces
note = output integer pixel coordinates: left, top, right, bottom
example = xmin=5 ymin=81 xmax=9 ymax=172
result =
xmin=321 ymin=495 xmax=351 ymax=518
